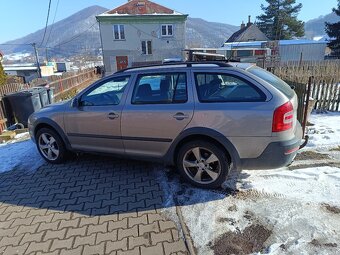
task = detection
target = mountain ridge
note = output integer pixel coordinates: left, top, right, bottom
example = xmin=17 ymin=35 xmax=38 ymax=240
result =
xmin=2 ymin=5 xmax=338 ymax=57
xmin=1 ymin=5 xmax=238 ymax=57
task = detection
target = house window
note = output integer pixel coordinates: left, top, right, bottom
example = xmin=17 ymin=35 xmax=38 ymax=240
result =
xmin=161 ymin=24 xmax=173 ymax=37
xmin=113 ymin=25 xmax=125 ymax=40
xmin=141 ymin=40 xmax=152 ymax=55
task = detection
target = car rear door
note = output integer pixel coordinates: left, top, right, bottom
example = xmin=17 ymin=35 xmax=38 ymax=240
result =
xmin=121 ymin=70 xmax=194 ymax=158
xmin=189 ymin=69 xmax=275 ymax=159
xmin=64 ymin=75 xmax=131 ymax=154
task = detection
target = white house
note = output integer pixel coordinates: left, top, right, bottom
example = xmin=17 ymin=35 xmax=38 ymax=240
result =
xmin=96 ymin=0 xmax=188 ymax=73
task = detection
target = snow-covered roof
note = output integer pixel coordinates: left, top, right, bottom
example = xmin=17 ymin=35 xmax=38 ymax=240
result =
xmin=98 ymin=0 xmax=185 ymax=17
xmin=4 ymin=66 xmax=38 ymax=71
xmin=223 ymin=39 xmax=328 ymax=49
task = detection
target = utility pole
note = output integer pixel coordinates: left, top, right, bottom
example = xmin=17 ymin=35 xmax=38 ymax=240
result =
xmin=32 ymin=43 xmax=42 ymax=78
xmin=45 ymin=48 xmax=49 ymax=63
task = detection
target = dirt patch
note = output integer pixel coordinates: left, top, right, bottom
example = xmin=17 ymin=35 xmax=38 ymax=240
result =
xmin=322 ymin=203 xmax=340 ymax=214
xmin=295 ymin=151 xmax=330 ymax=161
xmin=217 ymin=217 xmax=237 ymax=226
xmin=210 ymin=224 xmax=272 ymax=255
xmin=288 ymin=162 xmax=340 ymax=170
xmin=310 ymin=239 xmax=338 ymax=248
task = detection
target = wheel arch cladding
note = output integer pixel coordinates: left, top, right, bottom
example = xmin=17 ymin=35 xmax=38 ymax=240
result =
xmin=34 ymin=118 xmax=71 ymax=150
xmin=165 ymin=127 xmax=241 ymax=169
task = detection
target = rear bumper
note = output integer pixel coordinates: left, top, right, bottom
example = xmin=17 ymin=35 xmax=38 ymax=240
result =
xmin=240 ymin=125 xmax=303 ymax=170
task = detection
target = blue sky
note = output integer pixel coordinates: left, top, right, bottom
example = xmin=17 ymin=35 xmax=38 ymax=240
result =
xmin=0 ymin=0 xmax=337 ymax=43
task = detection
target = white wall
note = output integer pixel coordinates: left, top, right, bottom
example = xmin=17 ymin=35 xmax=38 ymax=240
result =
xmin=100 ymin=20 xmax=186 ymax=73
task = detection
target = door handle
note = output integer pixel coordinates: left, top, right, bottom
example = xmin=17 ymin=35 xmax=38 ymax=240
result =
xmin=173 ymin=112 xmax=189 ymax=121
xmin=107 ymin=112 xmax=119 ymax=120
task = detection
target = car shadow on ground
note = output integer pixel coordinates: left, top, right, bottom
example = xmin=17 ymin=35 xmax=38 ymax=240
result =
xmin=0 ymin=154 xmax=247 ymax=217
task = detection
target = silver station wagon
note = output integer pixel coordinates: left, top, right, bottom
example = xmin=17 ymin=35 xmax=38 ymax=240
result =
xmin=29 ymin=62 xmax=303 ymax=188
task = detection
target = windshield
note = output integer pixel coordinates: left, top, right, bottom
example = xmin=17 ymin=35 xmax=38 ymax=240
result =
xmin=247 ymin=66 xmax=295 ymax=98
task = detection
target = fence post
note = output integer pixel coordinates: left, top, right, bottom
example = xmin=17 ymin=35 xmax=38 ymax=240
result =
xmin=302 ymin=76 xmax=313 ymax=137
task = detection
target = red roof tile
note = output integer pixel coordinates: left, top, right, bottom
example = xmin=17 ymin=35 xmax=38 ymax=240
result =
xmin=107 ymin=0 xmax=174 ymax=15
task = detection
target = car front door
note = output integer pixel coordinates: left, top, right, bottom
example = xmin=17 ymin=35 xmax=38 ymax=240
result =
xmin=121 ymin=71 xmax=194 ymax=158
xmin=64 ymin=75 xmax=130 ymax=154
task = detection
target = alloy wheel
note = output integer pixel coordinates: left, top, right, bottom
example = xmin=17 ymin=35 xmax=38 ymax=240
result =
xmin=38 ymin=133 xmax=60 ymax=161
xmin=182 ymin=147 xmax=221 ymax=185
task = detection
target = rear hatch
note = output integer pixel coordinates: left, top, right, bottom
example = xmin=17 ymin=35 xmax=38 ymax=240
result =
xmin=246 ymin=66 xmax=298 ymax=130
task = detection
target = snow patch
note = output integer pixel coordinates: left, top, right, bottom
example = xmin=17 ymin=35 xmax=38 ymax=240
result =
xmin=306 ymin=112 xmax=340 ymax=149
xmin=0 ymin=140 xmax=45 ymax=173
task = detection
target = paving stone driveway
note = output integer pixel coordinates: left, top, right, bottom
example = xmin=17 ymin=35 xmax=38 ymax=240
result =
xmin=0 ymin=155 xmax=189 ymax=255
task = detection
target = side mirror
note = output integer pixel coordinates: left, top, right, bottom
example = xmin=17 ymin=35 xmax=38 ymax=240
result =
xmin=72 ymin=97 xmax=80 ymax=107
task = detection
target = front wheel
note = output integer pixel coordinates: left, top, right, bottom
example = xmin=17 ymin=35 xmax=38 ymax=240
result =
xmin=177 ymin=140 xmax=230 ymax=189
xmin=36 ymin=128 xmax=67 ymax=164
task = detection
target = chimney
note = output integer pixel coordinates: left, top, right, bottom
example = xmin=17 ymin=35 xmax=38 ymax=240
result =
xmin=247 ymin=15 xmax=252 ymax=27
xmin=240 ymin=21 xmax=245 ymax=29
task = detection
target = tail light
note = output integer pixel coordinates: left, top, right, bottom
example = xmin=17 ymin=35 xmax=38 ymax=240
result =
xmin=272 ymin=101 xmax=294 ymax=132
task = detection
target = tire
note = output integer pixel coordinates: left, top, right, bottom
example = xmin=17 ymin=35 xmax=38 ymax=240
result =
xmin=35 ymin=128 xmax=67 ymax=164
xmin=176 ymin=140 xmax=230 ymax=189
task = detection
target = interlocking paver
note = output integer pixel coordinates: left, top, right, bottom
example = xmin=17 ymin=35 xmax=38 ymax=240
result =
xmin=139 ymin=221 xmax=160 ymax=235
xmin=159 ymin=221 xmax=177 ymax=232
xmin=0 ymin=226 xmax=18 ymax=237
xmin=117 ymin=247 xmax=140 ymax=255
xmin=59 ymin=246 xmax=83 ymax=255
xmin=118 ymin=225 xmax=138 ymax=240
xmin=140 ymin=243 xmax=164 ymax=255
xmin=50 ymin=237 xmax=74 ymax=251
xmin=119 ymin=211 xmax=138 ymax=221
xmin=79 ymin=216 xmax=99 ymax=227
xmin=31 ymin=214 xmax=54 ymax=225
xmin=20 ymin=231 xmax=45 ymax=245
xmin=87 ymin=222 xmax=108 ymax=235
xmin=128 ymin=235 xmax=150 ymax=249
xmin=95 ymin=230 xmax=117 ymax=245
xmin=151 ymin=230 xmax=173 ymax=245
xmin=37 ymin=221 xmax=60 ymax=232
xmin=0 ymin=235 xmax=24 ymax=247
xmin=2 ymin=243 xmax=29 ymax=255
xmin=83 ymin=242 xmax=105 ymax=255
xmin=43 ymin=228 xmax=67 ymax=241
xmin=128 ymin=215 xmax=148 ymax=227
xmin=10 ymin=217 xmax=35 ymax=228
xmin=0 ymin=156 xmax=188 ymax=255
xmin=106 ymin=238 xmax=128 ymax=253
xmin=98 ymin=214 xmax=118 ymax=224
xmin=59 ymin=218 xmax=80 ymax=229
xmin=74 ymin=233 xmax=96 ymax=248
xmin=25 ymin=240 xmax=52 ymax=254
xmin=163 ymin=240 xmax=188 ymax=255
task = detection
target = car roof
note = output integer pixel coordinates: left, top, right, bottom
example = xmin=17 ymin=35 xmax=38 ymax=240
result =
xmin=228 ymin=62 xmax=256 ymax=71
xmin=115 ymin=61 xmax=235 ymax=74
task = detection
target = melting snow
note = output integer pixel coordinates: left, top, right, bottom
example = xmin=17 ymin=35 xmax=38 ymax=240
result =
xmin=0 ymin=139 xmax=44 ymax=173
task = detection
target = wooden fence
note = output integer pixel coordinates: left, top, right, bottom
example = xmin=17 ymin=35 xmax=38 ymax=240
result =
xmin=49 ymin=69 xmax=96 ymax=96
xmin=0 ymin=68 xmax=96 ymax=133
xmin=273 ymin=61 xmax=340 ymax=115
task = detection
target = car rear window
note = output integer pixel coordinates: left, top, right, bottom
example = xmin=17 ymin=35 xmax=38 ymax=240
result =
xmin=247 ymin=66 xmax=295 ymax=98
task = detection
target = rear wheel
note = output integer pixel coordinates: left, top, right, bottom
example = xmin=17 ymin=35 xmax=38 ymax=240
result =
xmin=177 ymin=140 xmax=230 ymax=188
xmin=36 ymin=128 xmax=67 ymax=164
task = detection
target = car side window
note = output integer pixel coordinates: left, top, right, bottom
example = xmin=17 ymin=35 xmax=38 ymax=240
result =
xmin=80 ymin=76 xmax=130 ymax=106
xmin=131 ymin=73 xmax=187 ymax=104
xmin=195 ymin=73 xmax=265 ymax=102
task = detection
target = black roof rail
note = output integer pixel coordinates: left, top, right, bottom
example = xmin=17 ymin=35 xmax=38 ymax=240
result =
xmin=115 ymin=61 xmax=233 ymax=73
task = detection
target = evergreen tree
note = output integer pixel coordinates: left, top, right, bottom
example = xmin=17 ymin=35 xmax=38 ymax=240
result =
xmin=0 ymin=61 xmax=6 ymax=86
xmin=257 ymin=0 xmax=305 ymax=40
xmin=325 ymin=0 xmax=340 ymax=54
